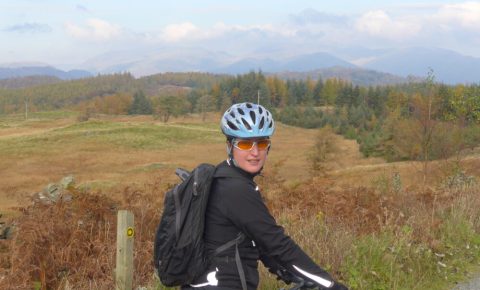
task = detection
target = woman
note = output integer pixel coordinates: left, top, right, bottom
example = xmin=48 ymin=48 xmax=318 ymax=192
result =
xmin=184 ymin=102 xmax=348 ymax=290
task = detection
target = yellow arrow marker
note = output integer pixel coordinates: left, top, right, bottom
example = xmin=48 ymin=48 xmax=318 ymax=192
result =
xmin=126 ymin=227 xmax=134 ymax=237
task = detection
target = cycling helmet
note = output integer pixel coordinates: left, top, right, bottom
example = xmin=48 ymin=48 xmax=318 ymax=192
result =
xmin=221 ymin=102 xmax=275 ymax=138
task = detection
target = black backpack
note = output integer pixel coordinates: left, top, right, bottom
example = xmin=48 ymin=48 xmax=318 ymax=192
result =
xmin=154 ymin=163 xmax=247 ymax=289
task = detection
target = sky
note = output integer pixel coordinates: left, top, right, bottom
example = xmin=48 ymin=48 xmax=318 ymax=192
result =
xmin=1 ymin=0 xmax=480 ymax=69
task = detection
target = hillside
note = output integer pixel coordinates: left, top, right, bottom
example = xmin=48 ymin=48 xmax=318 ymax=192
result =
xmin=0 ymin=66 xmax=92 ymax=80
xmin=273 ymin=66 xmax=410 ymax=86
xmin=363 ymin=47 xmax=480 ymax=84
xmin=0 ymin=75 xmax=63 ymax=89
xmin=1 ymin=112 xmax=478 ymax=214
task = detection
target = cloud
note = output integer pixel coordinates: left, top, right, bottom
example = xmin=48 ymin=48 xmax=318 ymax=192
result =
xmin=289 ymin=8 xmax=348 ymax=25
xmin=149 ymin=5 xmax=480 ymax=59
xmin=433 ymin=2 xmax=480 ymax=32
xmin=3 ymin=23 xmax=52 ymax=33
xmin=157 ymin=21 xmax=294 ymax=44
xmin=161 ymin=22 xmax=200 ymax=42
xmin=58 ymin=4 xmax=480 ymax=65
xmin=354 ymin=10 xmax=421 ymax=40
xmin=65 ymin=18 xmax=121 ymax=40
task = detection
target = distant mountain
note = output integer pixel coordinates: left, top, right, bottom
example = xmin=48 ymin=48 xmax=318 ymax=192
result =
xmin=82 ymin=47 xmax=230 ymax=76
xmin=273 ymin=66 xmax=410 ymax=86
xmin=82 ymin=48 xmax=356 ymax=77
xmin=11 ymin=46 xmax=472 ymax=85
xmin=214 ymin=52 xmax=355 ymax=74
xmin=214 ymin=58 xmax=279 ymax=74
xmin=81 ymin=49 xmax=412 ymax=85
xmin=362 ymin=47 xmax=480 ymax=84
xmin=282 ymin=52 xmax=355 ymax=71
xmin=0 ymin=75 xmax=62 ymax=89
xmin=0 ymin=66 xmax=92 ymax=80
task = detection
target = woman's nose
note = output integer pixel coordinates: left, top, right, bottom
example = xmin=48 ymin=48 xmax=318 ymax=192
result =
xmin=250 ymin=144 xmax=259 ymax=155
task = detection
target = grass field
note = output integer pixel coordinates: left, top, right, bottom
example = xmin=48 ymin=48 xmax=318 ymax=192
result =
xmin=1 ymin=111 xmax=479 ymax=290
xmin=0 ymin=111 xmax=333 ymax=216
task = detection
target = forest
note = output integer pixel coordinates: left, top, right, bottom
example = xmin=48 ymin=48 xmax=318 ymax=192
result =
xmin=0 ymin=71 xmax=479 ymax=163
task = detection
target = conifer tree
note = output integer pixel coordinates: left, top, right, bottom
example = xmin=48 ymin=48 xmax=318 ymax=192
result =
xmin=128 ymin=90 xmax=153 ymax=115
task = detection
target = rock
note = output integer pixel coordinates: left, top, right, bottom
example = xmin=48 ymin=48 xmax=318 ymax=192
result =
xmin=45 ymin=183 xmax=63 ymax=202
xmin=60 ymin=175 xmax=75 ymax=190
xmin=32 ymin=175 xmax=76 ymax=205
xmin=0 ymin=225 xmax=13 ymax=240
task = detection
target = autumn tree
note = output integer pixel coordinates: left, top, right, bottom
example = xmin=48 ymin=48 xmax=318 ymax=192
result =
xmin=196 ymin=94 xmax=216 ymax=121
xmin=321 ymin=78 xmax=340 ymax=105
xmin=266 ymin=76 xmax=287 ymax=107
xmin=152 ymin=95 xmax=189 ymax=123
xmin=91 ymin=93 xmax=132 ymax=115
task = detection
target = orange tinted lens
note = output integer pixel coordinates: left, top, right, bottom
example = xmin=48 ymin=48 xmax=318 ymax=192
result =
xmin=236 ymin=140 xmax=255 ymax=150
xmin=256 ymin=139 xmax=271 ymax=150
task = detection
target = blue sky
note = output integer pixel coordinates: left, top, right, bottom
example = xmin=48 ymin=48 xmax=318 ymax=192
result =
xmin=1 ymin=0 xmax=479 ymax=68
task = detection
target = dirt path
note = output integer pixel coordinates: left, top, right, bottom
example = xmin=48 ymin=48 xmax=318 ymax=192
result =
xmin=453 ymin=275 xmax=480 ymax=290
xmin=0 ymin=119 xmax=74 ymax=139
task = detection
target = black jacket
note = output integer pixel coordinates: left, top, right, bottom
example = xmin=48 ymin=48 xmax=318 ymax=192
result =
xmin=191 ymin=160 xmax=334 ymax=289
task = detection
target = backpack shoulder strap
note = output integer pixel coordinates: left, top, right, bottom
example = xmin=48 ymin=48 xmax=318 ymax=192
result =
xmin=213 ymin=232 xmax=247 ymax=290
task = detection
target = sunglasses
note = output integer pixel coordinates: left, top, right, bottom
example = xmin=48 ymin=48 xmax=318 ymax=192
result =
xmin=233 ymin=139 xmax=271 ymax=151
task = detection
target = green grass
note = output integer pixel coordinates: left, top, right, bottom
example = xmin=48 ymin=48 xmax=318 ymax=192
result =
xmin=54 ymin=120 xmax=223 ymax=149
xmin=343 ymin=212 xmax=480 ymax=290
xmin=28 ymin=110 xmax=78 ymax=119
xmin=0 ymin=110 xmax=77 ymax=122
xmin=0 ymin=111 xmax=77 ymax=132
xmin=0 ymin=119 xmax=224 ymax=156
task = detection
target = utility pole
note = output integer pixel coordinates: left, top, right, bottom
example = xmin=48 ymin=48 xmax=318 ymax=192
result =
xmin=257 ymin=90 xmax=260 ymax=105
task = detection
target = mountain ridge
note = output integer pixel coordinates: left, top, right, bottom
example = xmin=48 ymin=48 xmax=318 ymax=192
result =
xmin=1 ymin=46 xmax=478 ymax=85
xmin=0 ymin=66 xmax=92 ymax=80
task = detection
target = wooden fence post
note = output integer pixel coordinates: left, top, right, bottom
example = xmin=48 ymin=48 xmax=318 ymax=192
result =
xmin=116 ymin=210 xmax=134 ymax=290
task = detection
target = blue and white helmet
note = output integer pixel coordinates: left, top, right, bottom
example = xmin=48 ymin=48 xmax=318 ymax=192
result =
xmin=221 ymin=102 xmax=275 ymax=138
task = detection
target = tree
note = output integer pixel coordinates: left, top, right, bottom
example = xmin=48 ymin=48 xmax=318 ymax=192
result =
xmin=196 ymin=95 xmax=216 ymax=121
xmin=413 ymin=72 xmax=440 ymax=189
xmin=153 ymin=95 xmax=189 ymax=123
xmin=310 ymin=125 xmax=337 ymax=175
xmin=446 ymin=84 xmax=480 ymax=125
xmin=313 ymin=78 xmax=324 ymax=105
xmin=321 ymin=79 xmax=339 ymax=105
xmin=128 ymin=90 xmax=153 ymax=115
xmin=266 ymin=76 xmax=287 ymax=107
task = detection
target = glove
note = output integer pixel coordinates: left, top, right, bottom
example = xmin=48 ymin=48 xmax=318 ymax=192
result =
xmin=328 ymin=281 xmax=349 ymax=290
xmin=276 ymin=268 xmax=296 ymax=284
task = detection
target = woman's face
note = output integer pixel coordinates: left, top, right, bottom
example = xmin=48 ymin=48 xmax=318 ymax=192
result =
xmin=231 ymin=138 xmax=270 ymax=174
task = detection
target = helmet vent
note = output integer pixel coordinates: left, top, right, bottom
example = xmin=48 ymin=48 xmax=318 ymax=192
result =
xmin=259 ymin=117 xmax=265 ymax=129
xmin=241 ymin=118 xmax=252 ymax=130
xmin=249 ymin=111 xmax=256 ymax=124
xmin=227 ymin=120 xmax=239 ymax=130
xmin=221 ymin=102 xmax=275 ymax=138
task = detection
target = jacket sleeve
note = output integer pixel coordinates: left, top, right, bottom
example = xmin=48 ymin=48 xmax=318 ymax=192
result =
xmin=219 ymin=178 xmax=335 ymax=288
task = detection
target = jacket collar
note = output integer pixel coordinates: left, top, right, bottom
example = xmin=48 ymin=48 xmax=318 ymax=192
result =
xmin=215 ymin=159 xmax=258 ymax=180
